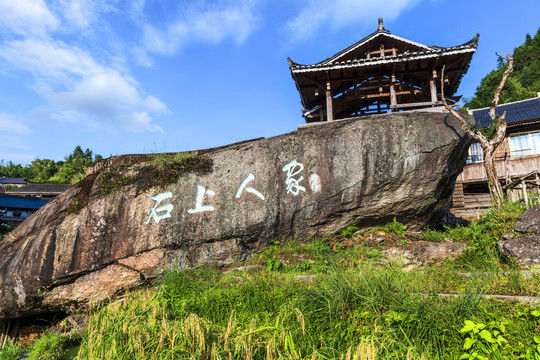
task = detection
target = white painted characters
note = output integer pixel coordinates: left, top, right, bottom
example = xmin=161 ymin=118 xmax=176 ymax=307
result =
xmin=144 ymin=191 xmax=174 ymax=224
xmin=145 ymin=160 xmax=322 ymax=224
xmin=236 ymin=173 xmax=265 ymax=200
xmin=282 ymin=160 xmax=306 ymax=195
xmin=188 ymin=185 xmax=215 ymax=213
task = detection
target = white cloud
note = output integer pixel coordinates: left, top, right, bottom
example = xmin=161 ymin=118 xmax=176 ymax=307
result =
xmin=117 ymin=112 xmax=163 ymax=133
xmin=0 ymin=37 xmax=167 ymax=132
xmin=0 ymin=152 xmax=35 ymax=164
xmin=55 ymin=0 xmax=117 ymax=30
xmin=52 ymin=71 xmax=168 ymax=129
xmin=127 ymin=0 xmax=146 ymax=21
xmin=143 ymin=0 xmax=259 ymax=55
xmin=0 ymin=0 xmax=261 ymax=135
xmin=286 ymin=0 xmax=421 ymax=42
xmin=0 ymin=0 xmax=59 ymax=36
xmin=0 ymin=113 xmax=33 ymax=136
xmin=0 ymin=135 xmax=29 ymax=150
xmin=0 ymin=38 xmax=101 ymax=84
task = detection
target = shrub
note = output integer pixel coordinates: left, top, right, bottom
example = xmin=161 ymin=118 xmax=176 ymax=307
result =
xmin=28 ymin=332 xmax=67 ymax=360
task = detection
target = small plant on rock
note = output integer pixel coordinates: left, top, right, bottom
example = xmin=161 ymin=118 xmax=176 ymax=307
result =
xmin=341 ymin=225 xmax=359 ymax=238
xmin=382 ymin=217 xmax=407 ymax=238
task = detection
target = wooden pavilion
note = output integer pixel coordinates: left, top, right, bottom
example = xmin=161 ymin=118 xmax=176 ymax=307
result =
xmin=288 ymin=19 xmax=479 ymax=123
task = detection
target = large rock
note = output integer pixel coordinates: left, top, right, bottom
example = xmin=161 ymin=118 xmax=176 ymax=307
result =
xmin=385 ymin=241 xmax=467 ymax=270
xmin=499 ymin=205 xmax=540 ymax=268
xmin=0 ymin=112 xmax=472 ymax=319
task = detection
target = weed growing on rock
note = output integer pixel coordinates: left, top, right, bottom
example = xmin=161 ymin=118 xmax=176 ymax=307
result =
xmin=381 ymin=217 xmax=408 ymax=238
xmin=98 ymin=169 xmax=134 ymax=195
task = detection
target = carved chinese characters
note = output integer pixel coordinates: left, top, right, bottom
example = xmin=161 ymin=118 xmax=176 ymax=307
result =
xmin=145 ymin=160 xmax=320 ymax=223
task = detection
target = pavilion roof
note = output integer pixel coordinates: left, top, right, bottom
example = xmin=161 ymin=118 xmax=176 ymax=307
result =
xmin=288 ymin=22 xmax=479 ymax=117
xmin=288 ymin=28 xmax=479 ymax=73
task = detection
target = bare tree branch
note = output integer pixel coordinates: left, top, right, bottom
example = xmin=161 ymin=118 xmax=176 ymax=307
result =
xmin=489 ymin=54 xmax=514 ymax=121
xmin=441 ymin=65 xmax=478 ymax=140
xmin=442 ymin=55 xmax=514 ymax=206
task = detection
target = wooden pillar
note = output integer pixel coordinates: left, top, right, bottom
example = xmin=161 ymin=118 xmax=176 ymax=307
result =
xmin=354 ymin=81 xmax=358 ymax=115
xmin=522 ymin=180 xmax=529 ymax=208
xmin=430 ymin=68 xmax=438 ymax=103
xmin=326 ymin=72 xmax=334 ymax=121
xmin=390 ymin=73 xmax=397 ymax=111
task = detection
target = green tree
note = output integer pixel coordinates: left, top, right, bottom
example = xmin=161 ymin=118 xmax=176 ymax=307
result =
xmin=0 ymin=160 xmax=31 ymax=178
xmin=465 ymin=28 xmax=540 ymax=109
xmin=29 ymin=159 xmax=58 ymax=183
xmin=0 ymin=147 xmax=102 ymax=184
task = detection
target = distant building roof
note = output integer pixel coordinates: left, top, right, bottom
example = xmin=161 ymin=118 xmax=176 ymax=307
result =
xmin=0 ymin=178 xmax=27 ymax=185
xmin=7 ymin=183 xmax=69 ymax=196
xmin=0 ymin=195 xmax=48 ymax=210
xmin=472 ymin=97 xmax=540 ymax=128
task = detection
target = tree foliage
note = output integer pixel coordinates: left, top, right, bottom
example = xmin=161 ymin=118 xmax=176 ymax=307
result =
xmin=0 ymin=146 xmax=101 ymax=184
xmin=465 ymin=28 xmax=540 ymax=109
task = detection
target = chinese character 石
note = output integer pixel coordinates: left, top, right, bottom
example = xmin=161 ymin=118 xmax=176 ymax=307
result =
xmin=145 ymin=192 xmax=173 ymax=224
xmin=282 ymin=160 xmax=306 ymax=195
xmin=236 ymin=173 xmax=265 ymax=200
xmin=188 ymin=185 xmax=215 ymax=213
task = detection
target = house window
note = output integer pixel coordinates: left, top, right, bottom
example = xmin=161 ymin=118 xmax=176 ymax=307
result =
xmin=466 ymin=141 xmax=484 ymax=163
xmin=509 ymin=131 xmax=540 ymax=157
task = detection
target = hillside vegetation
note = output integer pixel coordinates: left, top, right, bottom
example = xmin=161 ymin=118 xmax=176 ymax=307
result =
xmin=0 ymin=146 xmax=101 ymax=185
xmin=465 ymin=27 xmax=540 ymax=109
xmin=1 ymin=198 xmax=539 ymax=360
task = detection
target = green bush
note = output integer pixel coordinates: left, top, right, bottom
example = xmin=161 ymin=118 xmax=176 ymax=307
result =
xmin=28 ymin=332 xmax=67 ymax=360
xmin=0 ymin=343 xmax=24 ymax=360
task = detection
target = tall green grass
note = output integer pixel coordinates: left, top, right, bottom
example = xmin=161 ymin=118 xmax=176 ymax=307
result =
xmin=3 ymin=199 xmax=538 ymax=359
xmin=75 ymin=261 xmax=540 ymax=359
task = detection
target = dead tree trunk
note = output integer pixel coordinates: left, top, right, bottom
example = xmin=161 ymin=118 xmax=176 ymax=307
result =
xmin=441 ymin=55 xmax=514 ymax=206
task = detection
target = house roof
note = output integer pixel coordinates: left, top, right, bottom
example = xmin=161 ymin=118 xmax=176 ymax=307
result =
xmin=0 ymin=178 xmax=27 ymax=185
xmin=472 ymin=97 xmax=540 ymax=128
xmin=288 ymin=29 xmax=479 ymax=73
xmin=7 ymin=183 xmax=69 ymax=195
xmin=0 ymin=194 xmax=48 ymax=210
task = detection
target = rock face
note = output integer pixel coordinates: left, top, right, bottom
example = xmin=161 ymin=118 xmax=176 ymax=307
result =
xmin=499 ymin=205 xmax=540 ymax=268
xmin=385 ymin=241 xmax=467 ymax=270
xmin=0 ymin=112 xmax=472 ymax=319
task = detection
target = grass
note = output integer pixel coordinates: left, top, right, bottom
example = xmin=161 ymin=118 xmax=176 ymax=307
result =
xmin=2 ymin=198 xmax=539 ymax=359
xmin=73 ymin=262 xmax=540 ymax=359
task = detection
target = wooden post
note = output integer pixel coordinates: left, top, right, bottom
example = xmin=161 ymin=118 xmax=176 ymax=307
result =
xmin=326 ymin=72 xmax=334 ymax=121
xmin=354 ymin=81 xmax=358 ymax=115
xmin=430 ymin=68 xmax=438 ymax=103
xmin=521 ymin=180 xmax=529 ymax=208
xmin=390 ymin=73 xmax=397 ymax=111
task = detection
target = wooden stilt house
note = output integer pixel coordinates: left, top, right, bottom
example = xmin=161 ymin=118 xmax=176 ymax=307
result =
xmin=451 ymin=96 xmax=540 ymax=220
xmin=288 ymin=18 xmax=478 ymax=122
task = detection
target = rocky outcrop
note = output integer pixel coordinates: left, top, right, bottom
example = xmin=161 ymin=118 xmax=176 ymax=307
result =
xmin=0 ymin=112 xmax=472 ymax=319
xmin=385 ymin=241 xmax=467 ymax=270
xmin=499 ymin=205 xmax=540 ymax=268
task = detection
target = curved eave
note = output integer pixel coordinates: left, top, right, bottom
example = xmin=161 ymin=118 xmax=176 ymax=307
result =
xmin=290 ymin=47 xmax=476 ymax=73
xmin=289 ymin=34 xmax=479 ymax=72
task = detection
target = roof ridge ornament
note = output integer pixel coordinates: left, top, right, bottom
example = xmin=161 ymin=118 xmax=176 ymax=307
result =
xmin=378 ymin=17 xmax=384 ymax=31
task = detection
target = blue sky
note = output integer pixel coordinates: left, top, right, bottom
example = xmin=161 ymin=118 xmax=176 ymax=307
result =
xmin=0 ymin=0 xmax=538 ymax=164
